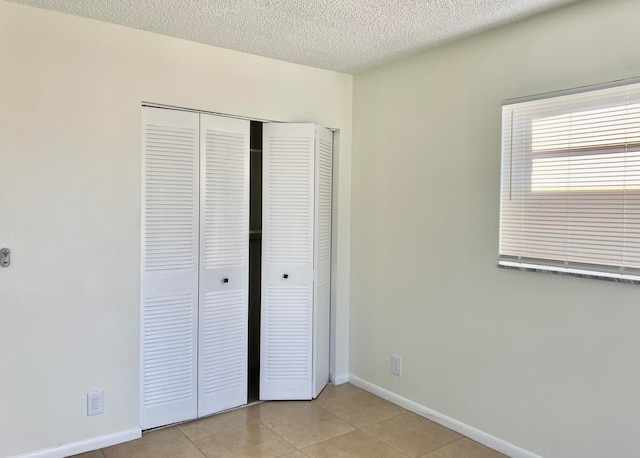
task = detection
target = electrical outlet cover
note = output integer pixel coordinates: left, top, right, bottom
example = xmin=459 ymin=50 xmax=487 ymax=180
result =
xmin=87 ymin=390 xmax=104 ymax=416
xmin=391 ymin=354 xmax=402 ymax=377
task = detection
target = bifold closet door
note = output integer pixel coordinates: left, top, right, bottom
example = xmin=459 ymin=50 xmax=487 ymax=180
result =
xmin=198 ymin=114 xmax=249 ymax=416
xmin=141 ymin=107 xmax=249 ymax=429
xmin=260 ymin=123 xmax=332 ymax=400
xmin=313 ymin=127 xmax=333 ymax=398
xmin=141 ymin=107 xmax=199 ymax=429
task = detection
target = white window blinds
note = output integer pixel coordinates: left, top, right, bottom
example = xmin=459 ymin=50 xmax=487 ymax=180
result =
xmin=499 ymin=79 xmax=640 ymax=281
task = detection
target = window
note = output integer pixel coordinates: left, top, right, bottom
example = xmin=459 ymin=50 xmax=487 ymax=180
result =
xmin=499 ymin=79 xmax=640 ymax=281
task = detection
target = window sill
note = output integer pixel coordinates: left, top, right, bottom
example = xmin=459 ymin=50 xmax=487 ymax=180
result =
xmin=497 ymin=261 xmax=640 ymax=285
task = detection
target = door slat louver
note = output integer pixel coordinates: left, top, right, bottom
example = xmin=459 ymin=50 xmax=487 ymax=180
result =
xmin=143 ymin=124 xmax=198 ymax=271
xmin=201 ymin=290 xmax=246 ymax=394
xmin=203 ymin=129 xmax=247 ymax=269
xmin=265 ymin=137 xmax=313 ymax=265
xmin=317 ymin=138 xmax=332 ymax=263
xmin=142 ymin=294 xmax=196 ymax=406
xmin=263 ymin=285 xmax=311 ymax=381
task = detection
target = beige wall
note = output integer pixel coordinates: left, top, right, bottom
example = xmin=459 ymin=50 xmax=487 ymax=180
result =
xmin=0 ymin=2 xmax=351 ymax=456
xmin=351 ymin=0 xmax=640 ymax=457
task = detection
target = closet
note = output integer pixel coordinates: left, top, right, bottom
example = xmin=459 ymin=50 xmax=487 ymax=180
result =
xmin=140 ymin=106 xmax=332 ymax=430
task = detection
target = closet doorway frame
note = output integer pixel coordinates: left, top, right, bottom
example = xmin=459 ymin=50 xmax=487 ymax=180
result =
xmin=140 ymin=101 xmax=342 ymax=418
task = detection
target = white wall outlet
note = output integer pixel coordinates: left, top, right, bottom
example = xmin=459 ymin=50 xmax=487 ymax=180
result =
xmin=391 ymin=354 xmax=402 ymax=377
xmin=87 ymin=390 xmax=104 ymax=416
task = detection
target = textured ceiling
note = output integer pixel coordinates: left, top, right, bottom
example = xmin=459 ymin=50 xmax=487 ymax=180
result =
xmin=8 ymin=0 xmax=580 ymax=74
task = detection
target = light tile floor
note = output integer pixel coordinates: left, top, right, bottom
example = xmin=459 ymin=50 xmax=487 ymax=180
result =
xmin=73 ymin=384 xmax=507 ymax=458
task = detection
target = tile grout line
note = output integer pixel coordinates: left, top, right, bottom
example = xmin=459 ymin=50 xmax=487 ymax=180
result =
xmin=292 ymin=430 xmax=355 ymax=454
xmin=356 ymin=417 xmax=413 ymax=458
xmin=417 ymin=437 xmax=466 ymax=458
xmin=314 ymin=399 xmax=407 ymax=430
xmin=258 ymin=404 xmax=356 ymax=453
xmin=175 ymin=421 xmax=206 ymax=458
xmin=250 ymin=401 xmax=312 ymax=423
xmin=257 ymin=415 xmax=301 ymax=452
xmin=95 ymin=385 xmax=417 ymax=458
xmin=186 ymin=430 xmax=208 ymax=458
xmin=267 ymin=404 xmax=412 ymax=458
xmin=311 ymin=387 xmax=413 ymax=455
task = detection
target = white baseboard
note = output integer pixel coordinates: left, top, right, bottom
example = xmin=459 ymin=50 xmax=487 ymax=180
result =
xmin=12 ymin=427 xmax=141 ymax=458
xmin=348 ymin=375 xmax=540 ymax=458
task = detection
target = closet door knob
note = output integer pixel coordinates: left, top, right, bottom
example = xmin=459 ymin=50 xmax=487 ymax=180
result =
xmin=283 ymin=274 xmax=289 ymax=279
xmin=223 ymin=278 xmax=229 ymax=283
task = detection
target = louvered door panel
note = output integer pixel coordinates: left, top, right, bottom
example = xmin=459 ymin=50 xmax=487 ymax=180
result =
xmin=142 ymin=295 xmax=196 ymax=406
xmin=141 ymin=107 xmax=199 ymax=429
xmin=264 ymin=136 xmax=314 ymax=265
xmin=263 ymin=285 xmax=311 ymax=386
xmin=313 ymin=127 xmax=333 ymax=397
xmin=198 ymin=114 xmax=249 ymax=416
xmin=261 ymin=123 xmax=315 ymax=400
xmin=200 ymin=290 xmax=245 ymax=400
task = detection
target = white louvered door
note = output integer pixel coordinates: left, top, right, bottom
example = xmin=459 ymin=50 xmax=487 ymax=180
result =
xmin=313 ymin=127 xmax=333 ymax=397
xmin=142 ymin=109 xmax=331 ymax=424
xmin=261 ymin=123 xmax=332 ymax=400
xmin=141 ymin=107 xmax=199 ymax=429
xmin=141 ymin=108 xmax=249 ymax=429
xmin=198 ymin=114 xmax=249 ymax=416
